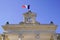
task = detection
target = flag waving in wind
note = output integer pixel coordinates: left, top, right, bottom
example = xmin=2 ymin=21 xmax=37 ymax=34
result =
xmin=22 ymin=5 xmax=30 ymax=9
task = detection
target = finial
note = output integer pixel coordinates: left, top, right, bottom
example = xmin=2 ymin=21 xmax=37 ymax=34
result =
xmin=50 ymin=21 xmax=54 ymax=24
xmin=6 ymin=21 xmax=9 ymax=24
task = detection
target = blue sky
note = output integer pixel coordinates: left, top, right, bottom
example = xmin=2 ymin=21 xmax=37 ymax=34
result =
xmin=0 ymin=0 xmax=60 ymax=34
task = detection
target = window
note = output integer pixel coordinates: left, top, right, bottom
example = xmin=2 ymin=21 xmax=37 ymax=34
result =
xmin=27 ymin=17 xmax=32 ymax=23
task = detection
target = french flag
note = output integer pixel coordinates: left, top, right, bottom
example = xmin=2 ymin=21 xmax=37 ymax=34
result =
xmin=22 ymin=5 xmax=30 ymax=9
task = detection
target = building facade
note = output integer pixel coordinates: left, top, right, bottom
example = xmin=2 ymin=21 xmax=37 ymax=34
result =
xmin=0 ymin=10 xmax=57 ymax=40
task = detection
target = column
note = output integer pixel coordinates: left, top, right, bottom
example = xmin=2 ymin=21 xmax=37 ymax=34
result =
xmin=53 ymin=34 xmax=57 ymax=40
xmin=18 ymin=34 xmax=24 ymax=40
xmin=35 ymin=34 xmax=40 ymax=40
xmin=2 ymin=34 xmax=5 ymax=40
